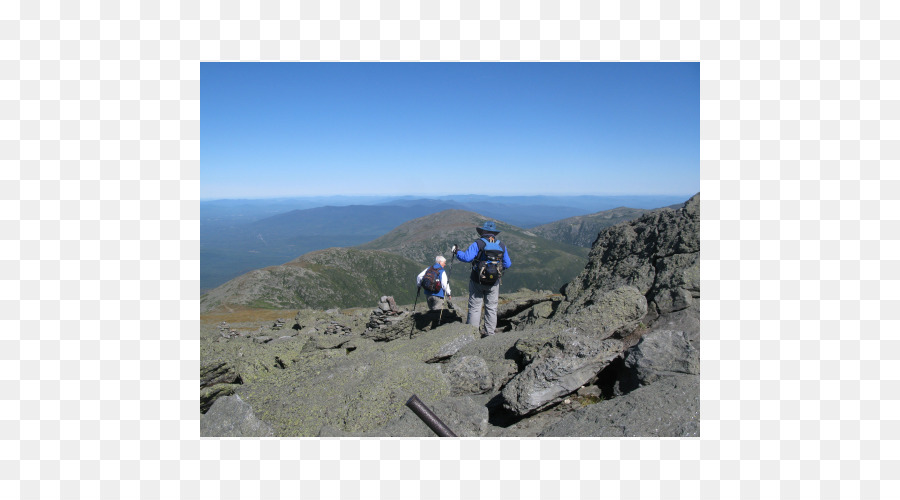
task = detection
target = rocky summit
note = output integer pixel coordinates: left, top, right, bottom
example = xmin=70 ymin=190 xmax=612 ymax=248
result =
xmin=200 ymin=194 xmax=701 ymax=437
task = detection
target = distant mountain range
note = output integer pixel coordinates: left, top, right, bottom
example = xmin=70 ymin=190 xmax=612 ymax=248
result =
xmin=201 ymin=200 xmax=461 ymax=292
xmin=200 ymin=194 xmax=692 ymax=292
xmin=201 ymin=209 xmax=590 ymax=312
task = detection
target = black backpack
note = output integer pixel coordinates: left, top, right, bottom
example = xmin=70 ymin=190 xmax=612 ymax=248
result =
xmin=471 ymin=237 xmax=506 ymax=286
xmin=420 ymin=264 xmax=443 ymax=293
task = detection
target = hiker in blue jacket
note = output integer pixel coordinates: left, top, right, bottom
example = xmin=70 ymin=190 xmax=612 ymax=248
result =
xmin=452 ymin=221 xmax=512 ymax=338
xmin=416 ymin=256 xmax=451 ymax=311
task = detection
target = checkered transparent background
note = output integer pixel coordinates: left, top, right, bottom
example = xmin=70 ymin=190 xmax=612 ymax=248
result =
xmin=2 ymin=1 xmax=898 ymax=499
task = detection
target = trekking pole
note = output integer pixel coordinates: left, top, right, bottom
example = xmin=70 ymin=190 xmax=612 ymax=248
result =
xmin=412 ymin=285 xmax=421 ymax=312
xmin=410 ymin=286 xmax=421 ymax=338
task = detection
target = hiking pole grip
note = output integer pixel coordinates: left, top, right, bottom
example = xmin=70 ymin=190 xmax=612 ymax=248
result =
xmin=405 ymin=395 xmax=458 ymax=437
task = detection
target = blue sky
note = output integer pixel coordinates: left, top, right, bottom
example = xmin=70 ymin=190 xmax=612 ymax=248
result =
xmin=201 ymin=62 xmax=699 ymax=199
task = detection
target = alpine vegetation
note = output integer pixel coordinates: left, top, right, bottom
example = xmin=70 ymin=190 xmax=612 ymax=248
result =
xmin=200 ymin=194 xmax=700 ymax=437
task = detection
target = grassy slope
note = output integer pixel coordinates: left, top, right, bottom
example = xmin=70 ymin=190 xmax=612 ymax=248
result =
xmin=201 ymin=248 xmax=424 ymax=312
xmin=358 ymin=209 xmax=590 ymax=294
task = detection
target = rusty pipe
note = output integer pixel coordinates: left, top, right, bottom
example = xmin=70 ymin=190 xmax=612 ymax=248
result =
xmin=405 ymin=395 xmax=457 ymax=437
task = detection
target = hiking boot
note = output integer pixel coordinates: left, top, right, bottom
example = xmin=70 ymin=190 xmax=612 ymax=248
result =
xmin=480 ymin=332 xmax=494 ymax=339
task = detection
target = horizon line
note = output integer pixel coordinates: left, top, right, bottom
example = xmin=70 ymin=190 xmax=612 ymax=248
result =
xmin=200 ymin=192 xmax=699 ymax=202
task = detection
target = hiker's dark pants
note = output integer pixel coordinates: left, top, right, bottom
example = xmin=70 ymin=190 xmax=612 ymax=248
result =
xmin=466 ymin=280 xmax=500 ymax=335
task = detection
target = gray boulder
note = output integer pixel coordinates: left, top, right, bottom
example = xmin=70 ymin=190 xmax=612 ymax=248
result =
xmin=452 ymin=327 xmax=566 ymax=392
xmin=539 ymin=374 xmax=699 ymax=437
xmin=618 ymin=329 xmax=700 ymax=394
xmin=558 ymin=286 xmax=647 ymax=339
xmin=508 ymin=299 xmax=558 ymax=331
xmin=496 ymin=290 xmax=561 ymax=318
xmin=560 ymin=194 xmax=699 ymax=328
xmin=501 ymin=332 xmax=621 ymax=416
xmin=648 ymin=252 xmax=700 ymax=317
xmin=443 ymin=356 xmax=493 ymax=395
xmin=200 ymin=394 xmax=275 ymax=437
xmin=648 ymin=303 xmax=700 ymax=341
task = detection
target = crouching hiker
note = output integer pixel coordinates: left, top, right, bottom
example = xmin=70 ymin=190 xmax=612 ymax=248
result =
xmin=416 ymin=256 xmax=451 ymax=312
xmin=452 ymin=221 xmax=512 ymax=338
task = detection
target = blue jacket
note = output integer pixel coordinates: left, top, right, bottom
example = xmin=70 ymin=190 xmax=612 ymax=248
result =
xmin=455 ymin=238 xmax=512 ymax=269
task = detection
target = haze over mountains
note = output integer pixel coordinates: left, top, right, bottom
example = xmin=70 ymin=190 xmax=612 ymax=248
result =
xmin=200 ymin=209 xmax=591 ymax=312
xmin=201 ymin=194 xmax=691 ymax=293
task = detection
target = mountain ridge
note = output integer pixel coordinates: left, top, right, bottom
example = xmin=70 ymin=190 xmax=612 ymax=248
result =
xmin=202 ymin=209 xmax=590 ymax=312
xmin=201 ymin=196 xmax=689 ymax=291
xmin=529 ymin=203 xmax=682 ymax=248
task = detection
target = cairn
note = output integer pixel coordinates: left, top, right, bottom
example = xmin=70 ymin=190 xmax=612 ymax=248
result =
xmin=366 ymin=295 xmax=405 ymax=332
xmin=217 ymin=321 xmax=240 ymax=340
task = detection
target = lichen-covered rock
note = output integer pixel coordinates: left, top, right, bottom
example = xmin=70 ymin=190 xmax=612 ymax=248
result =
xmin=501 ymin=332 xmax=622 ymax=416
xmin=199 ymin=333 xmax=316 ymax=385
xmin=200 ymin=383 xmax=240 ymax=413
xmin=234 ymin=341 xmax=452 ymax=436
xmin=560 ymin=194 xmax=699 ymax=329
xmin=496 ymin=290 xmax=561 ymax=318
xmin=443 ymin=356 xmax=493 ymax=395
xmin=539 ymin=374 xmax=699 ymax=437
xmin=556 ymin=286 xmax=648 ymax=339
xmin=369 ymin=396 xmax=489 ymax=437
xmin=425 ymin=327 xmax=478 ymax=363
xmin=452 ymin=327 xmax=570 ymax=391
xmin=200 ymin=394 xmax=275 ymax=437
xmin=380 ymin=322 xmax=479 ymax=364
xmin=201 ymin=359 xmax=239 ymax=388
xmin=507 ymin=299 xmax=558 ymax=331
xmin=362 ymin=309 xmax=463 ymax=342
xmin=302 ymin=333 xmax=356 ymax=352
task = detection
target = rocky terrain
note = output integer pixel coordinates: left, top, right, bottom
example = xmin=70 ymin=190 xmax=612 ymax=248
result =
xmin=201 ymin=193 xmax=700 ymax=437
xmin=530 ymin=203 xmax=684 ymax=248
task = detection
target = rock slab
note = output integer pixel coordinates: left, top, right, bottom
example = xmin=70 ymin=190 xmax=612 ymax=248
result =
xmin=619 ymin=329 xmax=700 ymax=394
xmin=443 ymin=356 xmax=493 ymax=396
xmin=200 ymin=394 xmax=275 ymax=437
xmin=370 ymin=396 xmax=489 ymax=437
xmin=501 ymin=332 xmax=622 ymax=416
xmin=540 ymin=374 xmax=699 ymax=437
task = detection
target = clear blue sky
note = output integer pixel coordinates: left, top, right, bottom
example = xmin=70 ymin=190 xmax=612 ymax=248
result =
xmin=201 ymin=62 xmax=699 ymax=199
